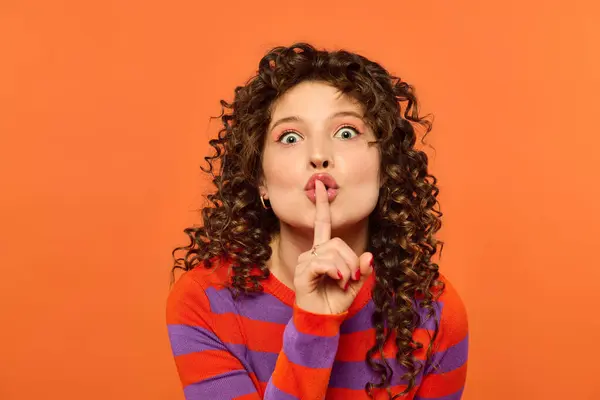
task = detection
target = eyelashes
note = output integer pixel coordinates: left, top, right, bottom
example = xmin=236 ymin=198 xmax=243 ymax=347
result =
xmin=277 ymin=130 xmax=302 ymax=144
xmin=334 ymin=125 xmax=361 ymax=140
xmin=276 ymin=124 xmax=362 ymax=144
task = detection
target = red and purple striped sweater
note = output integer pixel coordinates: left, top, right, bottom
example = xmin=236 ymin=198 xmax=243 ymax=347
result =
xmin=166 ymin=258 xmax=468 ymax=399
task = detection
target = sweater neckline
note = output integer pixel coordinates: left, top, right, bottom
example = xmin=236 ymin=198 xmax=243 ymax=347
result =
xmin=262 ymin=268 xmax=375 ymax=317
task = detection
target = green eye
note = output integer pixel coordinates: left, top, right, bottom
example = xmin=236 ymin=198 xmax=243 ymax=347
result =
xmin=334 ymin=126 xmax=360 ymax=140
xmin=278 ymin=131 xmax=303 ymax=144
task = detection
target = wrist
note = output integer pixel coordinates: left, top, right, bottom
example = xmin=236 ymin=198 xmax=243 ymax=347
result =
xmin=293 ymin=302 xmax=346 ymax=337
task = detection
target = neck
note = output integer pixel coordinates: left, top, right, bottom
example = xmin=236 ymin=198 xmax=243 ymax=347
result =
xmin=268 ymin=220 xmax=370 ymax=290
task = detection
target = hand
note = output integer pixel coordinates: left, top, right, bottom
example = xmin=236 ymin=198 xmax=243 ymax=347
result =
xmin=294 ymin=179 xmax=374 ymax=315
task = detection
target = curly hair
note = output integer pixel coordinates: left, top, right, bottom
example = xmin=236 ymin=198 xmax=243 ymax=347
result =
xmin=171 ymin=42 xmax=445 ymax=398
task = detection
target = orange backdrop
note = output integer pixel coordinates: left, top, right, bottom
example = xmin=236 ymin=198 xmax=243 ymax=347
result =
xmin=1 ymin=1 xmax=599 ymax=399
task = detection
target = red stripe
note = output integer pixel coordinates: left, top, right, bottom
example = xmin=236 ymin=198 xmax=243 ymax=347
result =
xmin=337 ymin=328 xmax=437 ymax=362
xmin=238 ymin=317 xmax=285 ymax=353
xmin=417 ymin=362 xmax=467 ymax=397
xmin=436 ymin=278 xmax=469 ymax=350
xmin=336 ymin=330 xmax=375 ymax=361
xmin=293 ymin=303 xmax=346 ymax=336
xmin=174 ymin=349 xmax=246 ymax=387
xmin=257 ymin=381 xmax=268 ymax=396
xmin=166 ymin=273 xmax=212 ymax=327
xmin=271 ymin=351 xmax=331 ymax=398
xmin=326 ymin=385 xmax=418 ymax=399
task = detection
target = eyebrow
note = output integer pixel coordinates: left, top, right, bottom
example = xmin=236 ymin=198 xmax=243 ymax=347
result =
xmin=269 ymin=110 xmax=365 ymax=133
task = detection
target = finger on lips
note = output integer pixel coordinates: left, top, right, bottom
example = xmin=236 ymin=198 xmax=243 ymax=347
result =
xmin=311 ymin=178 xmax=370 ymax=291
xmin=313 ymin=179 xmax=331 ymax=247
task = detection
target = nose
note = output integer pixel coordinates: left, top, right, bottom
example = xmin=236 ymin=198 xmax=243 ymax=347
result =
xmin=309 ymin=147 xmax=333 ymax=169
xmin=308 ymin=134 xmax=334 ymax=169
xmin=310 ymin=157 xmax=331 ymax=169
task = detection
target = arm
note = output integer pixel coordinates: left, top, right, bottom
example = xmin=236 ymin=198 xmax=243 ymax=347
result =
xmin=415 ymin=279 xmax=469 ymax=400
xmin=166 ymin=271 xmax=344 ymax=400
xmin=267 ymin=304 xmax=345 ymax=399
xmin=166 ymin=272 xmax=260 ymax=399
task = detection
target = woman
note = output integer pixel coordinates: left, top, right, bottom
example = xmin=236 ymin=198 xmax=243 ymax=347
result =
xmin=167 ymin=43 xmax=468 ymax=400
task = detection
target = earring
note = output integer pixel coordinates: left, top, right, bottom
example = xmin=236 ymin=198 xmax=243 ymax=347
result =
xmin=260 ymin=195 xmax=271 ymax=209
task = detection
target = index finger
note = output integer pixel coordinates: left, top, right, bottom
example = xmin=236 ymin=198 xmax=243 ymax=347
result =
xmin=313 ymin=179 xmax=331 ymax=246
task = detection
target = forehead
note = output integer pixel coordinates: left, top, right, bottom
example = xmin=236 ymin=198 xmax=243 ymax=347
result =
xmin=269 ymin=81 xmax=363 ymax=120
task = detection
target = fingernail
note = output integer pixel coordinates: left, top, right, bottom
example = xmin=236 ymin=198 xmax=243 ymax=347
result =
xmin=344 ymin=281 xmax=349 ymax=291
xmin=354 ymin=269 xmax=361 ymax=281
xmin=370 ymin=256 xmax=374 ymax=269
xmin=337 ymin=270 xmax=343 ymax=280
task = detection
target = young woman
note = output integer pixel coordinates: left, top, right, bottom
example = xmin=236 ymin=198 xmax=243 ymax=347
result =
xmin=167 ymin=43 xmax=468 ymax=400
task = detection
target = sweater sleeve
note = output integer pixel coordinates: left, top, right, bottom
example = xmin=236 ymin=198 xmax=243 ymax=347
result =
xmin=166 ymin=271 xmax=344 ymax=400
xmin=267 ymin=303 xmax=345 ymax=399
xmin=415 ymin=278 xmax=469 ymax=400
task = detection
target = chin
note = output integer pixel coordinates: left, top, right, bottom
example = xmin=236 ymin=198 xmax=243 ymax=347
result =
xmin=332 ymin=216 xmax=367 ymax=231
xmin=272 ymin=197 xmax=376 ymax=231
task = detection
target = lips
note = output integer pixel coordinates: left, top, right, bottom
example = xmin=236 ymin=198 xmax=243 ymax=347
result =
xmin=305 ymin=173 xmax=339 ymax=203
xmin=304 ymin=173 xmax=339 ymax=190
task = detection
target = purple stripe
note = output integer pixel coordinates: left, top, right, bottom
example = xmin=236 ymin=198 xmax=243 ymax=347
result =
xmin=329 ymin=358 xmax=424 ymax=390
xmin=168 ymin=324 xmax=279 ymax=380
xmin=341 ymin=300 xmax=444 ymax=334
xmin=282 ymin=319 xmax=339 ymax=369
xmin=414 ymin=299 xmax=444 ymax=331
xmin=195 ymin=343 xmax=277 ymax=383
xmin=341 ymin=301 xmax=375 ymax=333
xmin=246 ymin=349 xmax=278 ymax=383
xmin=168 ymin=324 xmax=226 ymax=356
xmin=225 ymin=343 xmax=253 ymax=377
xmin=415 ymin=387 xmax=464 ymax=400
xmin=205 ymin=287 xmax=293 ymax=324
xmin=183 ymin=370 xmax=256 ymax=399
xmin=424 ymin=335 xmax=469 ymax=375
xmin=264 ymin=378 xmax=300 ymax=400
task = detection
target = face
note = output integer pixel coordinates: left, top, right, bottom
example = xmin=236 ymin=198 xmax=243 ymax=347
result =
xmin=260 ymin=81 xmax=381 ymax=233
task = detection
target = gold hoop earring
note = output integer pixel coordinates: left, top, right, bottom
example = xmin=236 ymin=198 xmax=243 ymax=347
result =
xmin=260 ymin=195 xmax=270 ymax=209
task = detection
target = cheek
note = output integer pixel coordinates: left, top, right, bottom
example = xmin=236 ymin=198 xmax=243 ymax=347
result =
xmin=357 ymin=158 xmax=379 ymax=181
xmin=262 ymin=150 xmax=300 ymax=189
xmin=346 ymin=148 xmax=380 ymax=184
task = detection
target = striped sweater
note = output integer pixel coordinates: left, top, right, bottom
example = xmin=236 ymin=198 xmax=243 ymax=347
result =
xmin=166 ymin=258 xmax=468 ymax=399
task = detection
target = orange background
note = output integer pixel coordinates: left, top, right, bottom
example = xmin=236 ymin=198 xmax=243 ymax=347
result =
xmin=1 ymin=1 xmax=599 ymax=399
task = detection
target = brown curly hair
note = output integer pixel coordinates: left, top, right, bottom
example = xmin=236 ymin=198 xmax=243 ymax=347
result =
xmin=171 ymin=42 xmax=445 ymax=398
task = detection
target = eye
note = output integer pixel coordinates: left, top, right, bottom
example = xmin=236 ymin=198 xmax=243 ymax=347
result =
xmin=277 ymin=131 xmax=303 ymax=144
xmin=334 ymin=125 xmax=360 ymax=140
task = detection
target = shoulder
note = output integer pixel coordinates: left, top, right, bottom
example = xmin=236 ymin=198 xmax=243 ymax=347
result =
xmin=437 ymin=274 xmax=468 ymax=318
xmin=434 ymin=273 xmax=469 ymax=347
xmin=172 ymin=256 xmax=236 ymax=296
xmin=166 ymin=257 xmax=234 ymax=325
xmin=417 ymin=274 xmax=469 ymax=394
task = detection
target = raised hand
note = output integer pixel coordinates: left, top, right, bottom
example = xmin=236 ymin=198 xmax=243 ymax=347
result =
xmin=294 ymin=179 xmax=374 ymax=315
